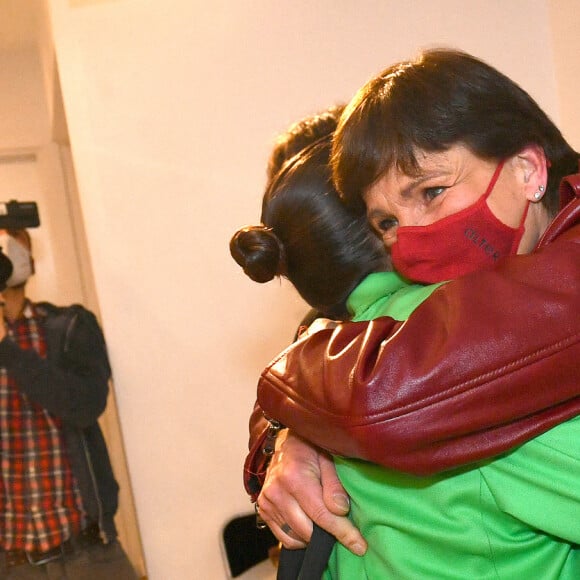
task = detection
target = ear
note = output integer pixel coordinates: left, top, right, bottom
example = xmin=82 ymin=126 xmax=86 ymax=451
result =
xmin=509 ymin=144 xmax=549 ymax=202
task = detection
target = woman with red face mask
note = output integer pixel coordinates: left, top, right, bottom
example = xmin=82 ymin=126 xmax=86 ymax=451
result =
xmin=246 ymin=49 xmax=580 ymax=571
xmin=234 ymin=136 xmax=580 ymax=578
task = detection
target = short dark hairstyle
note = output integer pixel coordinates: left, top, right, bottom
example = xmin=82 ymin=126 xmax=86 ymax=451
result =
xmin=230 ymin=138 xmax=389 ymax=318
xmin=332 ymin=49 xmax=579 ymax=216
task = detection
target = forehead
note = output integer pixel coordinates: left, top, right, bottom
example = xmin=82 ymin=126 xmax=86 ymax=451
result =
xmin=363 ymin=145 xmax=472 ymax=206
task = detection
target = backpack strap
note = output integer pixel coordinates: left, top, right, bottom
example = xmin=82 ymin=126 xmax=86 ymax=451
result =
xmin=36 ymin=301 xmax=85 ymax=366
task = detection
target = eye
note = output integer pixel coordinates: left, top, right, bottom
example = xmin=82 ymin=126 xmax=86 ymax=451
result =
xmin=424 ymin=186 xmax=447 ymax=201
xmin=372 ymin=216 xmax=398 ymax=235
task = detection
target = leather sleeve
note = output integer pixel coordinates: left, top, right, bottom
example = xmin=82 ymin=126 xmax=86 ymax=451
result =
xmin=254 ymin=220 xmax=580 ymax=477
xmin=244 ymin=309 xmax=329 ymax=498
xmin=244 ymin=402 xmax=271 ymax=501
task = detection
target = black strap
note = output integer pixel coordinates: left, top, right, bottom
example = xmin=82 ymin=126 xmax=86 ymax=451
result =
xmin=277 ymin=524 xmax=336 ymax=580
xmin=36 ymin=302 xmax=79 ymax=364
xmin=36 ymin=301 xmax=111 ymax=376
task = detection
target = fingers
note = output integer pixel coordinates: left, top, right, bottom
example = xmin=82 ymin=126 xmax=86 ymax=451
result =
xmin=257 ymin=432 xmax=314 ymax=548
xmin=256 ymin=509 xmax=301 ymax=548
xmin=318 ymin=453 xmax=368 ymax=555
xmin=257 ymin=431 xmax=367 ymax=556
xmin=257 ymin=492 xmax=308 ymax=549
xmin=280 ymin=522 xmax=293 ymax=535
xmin=294 ymin=453 xmax=366 ymax=556
xmin=319 ymin=452 xmax=350 ymax=515
xmin=310 ymin=504 xmax=367 ymax=556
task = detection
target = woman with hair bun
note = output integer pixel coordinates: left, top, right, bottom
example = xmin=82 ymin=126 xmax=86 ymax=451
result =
xmin=231 ymin=136 xmax=390 ymax=319
xmin=232 ymin=137 xmax=445 ymax=578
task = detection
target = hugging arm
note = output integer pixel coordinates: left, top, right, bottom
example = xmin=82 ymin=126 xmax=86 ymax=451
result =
xmin=247 ymin=213 xmax=579 ymax=551
xmin=255 ymin=227 xmax=580 ymax=475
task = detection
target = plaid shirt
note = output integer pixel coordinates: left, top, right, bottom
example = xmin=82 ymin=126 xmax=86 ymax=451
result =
xmin=0 ymin=301 xmax=84 ymax=552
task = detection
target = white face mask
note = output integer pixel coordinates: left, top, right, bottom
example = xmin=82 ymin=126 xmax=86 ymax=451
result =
xmin=0 ymin=233 xmax=33 ymax=287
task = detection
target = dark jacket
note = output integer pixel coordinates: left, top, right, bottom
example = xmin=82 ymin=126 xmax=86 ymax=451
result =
xmin=0 ymin=302 xmax=119 ymax=541
xmin=245 ymin=174 xmax=580 ymax=498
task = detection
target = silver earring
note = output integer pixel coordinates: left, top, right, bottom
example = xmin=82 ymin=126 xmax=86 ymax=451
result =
xmin=534 ymin=185 xmax=545 ymax=200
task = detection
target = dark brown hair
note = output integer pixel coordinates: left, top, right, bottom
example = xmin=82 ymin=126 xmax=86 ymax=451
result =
xmin=267 ymin=105 xmax=345 ymax=181
xmin=230 ymin=138 xmax=388 ymax=317
xmin=333 ymin=49 xmax=579 ymax=216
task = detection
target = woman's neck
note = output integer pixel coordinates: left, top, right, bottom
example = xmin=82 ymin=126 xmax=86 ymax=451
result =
xmin=518 ymin=202 xmax=552 ymax=254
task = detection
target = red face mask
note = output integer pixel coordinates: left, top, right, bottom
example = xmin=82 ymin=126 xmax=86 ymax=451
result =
xmin=391 ymin=161 xmax=529 ymax=284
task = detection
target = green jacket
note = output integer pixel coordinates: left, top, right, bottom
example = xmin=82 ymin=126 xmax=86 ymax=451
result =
xmin=324 ymin=272 xmax=579 ymax=579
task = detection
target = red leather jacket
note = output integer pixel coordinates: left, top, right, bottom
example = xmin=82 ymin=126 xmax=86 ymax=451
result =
xmin=245 ymin=176 xmax=580 ymax=499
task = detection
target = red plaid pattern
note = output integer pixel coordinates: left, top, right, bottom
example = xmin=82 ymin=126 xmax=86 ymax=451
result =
xmin=0 ymin=301 xmax=84 ymax=551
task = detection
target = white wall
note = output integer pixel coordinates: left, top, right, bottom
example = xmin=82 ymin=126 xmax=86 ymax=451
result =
xmin=0 ymin=47 xmax=51 ymax=148
xmin=46 ymin=1 xmax=568 ymax=578
xmin=549 ymin=0 xmax=580 ymax=149
xmin=0 ymin=22 xmax=87 ymax=306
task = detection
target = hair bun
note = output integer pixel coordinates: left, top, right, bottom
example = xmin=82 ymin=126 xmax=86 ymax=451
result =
xmin=230 ymin=225 xmax=285 ymax=283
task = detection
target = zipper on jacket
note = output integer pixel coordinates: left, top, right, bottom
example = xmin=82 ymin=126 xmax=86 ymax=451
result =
xmin=65 ymin=312 xmax=108 ymax=543
xmin=62 ymin=311 xmax=78 ymax=357
xmin=81 ymin=434 xmax=108 ymax=543
xmin=262 ymin=417 xmax=284 ymax=456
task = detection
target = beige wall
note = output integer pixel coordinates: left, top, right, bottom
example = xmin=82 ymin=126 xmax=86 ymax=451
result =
xmin=0 ymin=48 xmax=51 ymax=148
xmin=549 ymin=0 xmax=580 ymax=150
xmin=45 ymin=1 xmax=577 ymax=578
xmin=0 ymin=3 xmax=145 ymax=574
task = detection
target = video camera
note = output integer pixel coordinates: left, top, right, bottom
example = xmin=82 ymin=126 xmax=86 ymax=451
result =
xmin=0 ymin=200 xmax=40 ymax=230
xmin=0 ymin=201 xmax=40 ymax=291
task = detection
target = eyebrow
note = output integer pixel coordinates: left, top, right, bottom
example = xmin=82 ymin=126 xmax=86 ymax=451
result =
xmin=399 ymin=170 xmax=450 ymax=198
xmin=367 ymin=207 xmax=387 ymax=222
xmin=364 ymin=166 xmax=453 ymax=220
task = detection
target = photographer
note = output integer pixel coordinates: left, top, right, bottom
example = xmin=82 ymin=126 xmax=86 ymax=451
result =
xmin=0 ymin=224 xmax=137 ymax=579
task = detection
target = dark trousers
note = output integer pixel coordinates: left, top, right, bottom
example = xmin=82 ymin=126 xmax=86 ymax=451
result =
xmin=0 ymin=541 xmax=138 ymax=580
